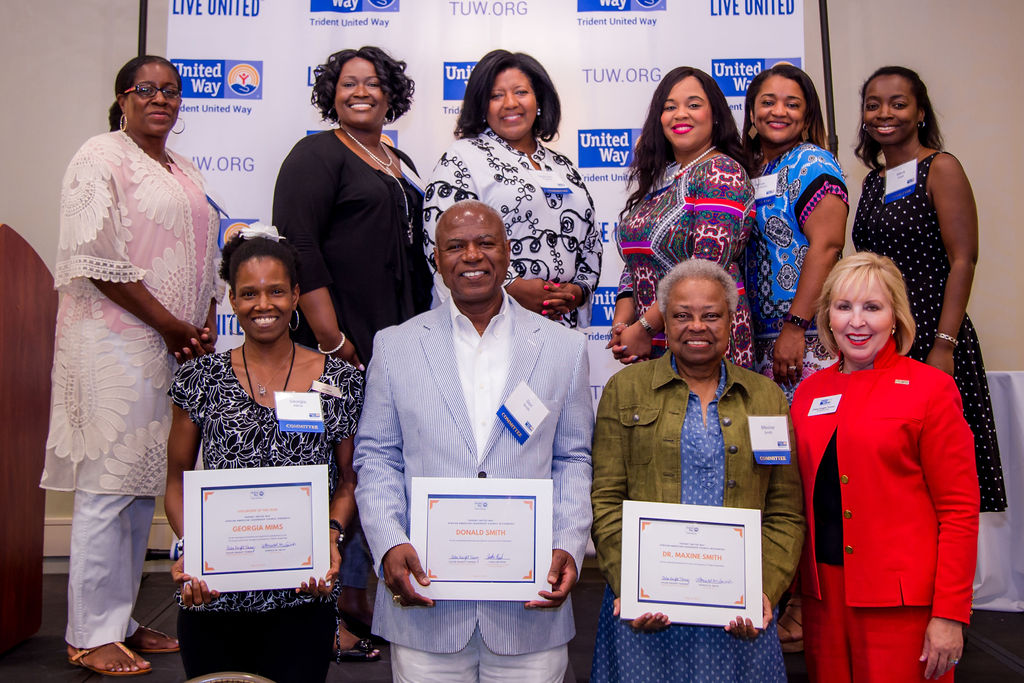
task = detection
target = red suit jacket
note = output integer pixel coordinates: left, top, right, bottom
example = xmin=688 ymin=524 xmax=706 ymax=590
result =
xmin=791 ymin=340 xmax=979 ymax=623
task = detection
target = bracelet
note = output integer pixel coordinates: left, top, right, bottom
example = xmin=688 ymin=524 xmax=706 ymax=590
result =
xmin=317 ymin=332 xmax=346 ymax=355
xmin=782 ymin=312 xmax=812 ymax=330
xmin=935 ymin=332 xmax=958 ymax=348
xmin=638 ymin=316 xmax=655 ymax=336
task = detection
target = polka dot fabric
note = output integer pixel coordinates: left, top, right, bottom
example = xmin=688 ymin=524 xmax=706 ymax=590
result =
xmin=853 ymin=152 xmax=1007 ymax=512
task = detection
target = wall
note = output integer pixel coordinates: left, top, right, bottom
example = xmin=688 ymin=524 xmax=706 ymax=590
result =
xmin=1 ymin=0 xmax=1020 ymax=553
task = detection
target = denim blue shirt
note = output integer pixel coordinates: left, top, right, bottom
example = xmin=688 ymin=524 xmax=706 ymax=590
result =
xmin=671 ymin=357 xmax=728 ymax=506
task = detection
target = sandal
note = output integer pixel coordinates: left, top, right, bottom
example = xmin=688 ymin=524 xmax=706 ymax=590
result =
xmin=69 ymin=642 xmax=152 ymax=676
xmin=777 ymin=598 xmax=804 ymax=653
xmin=125 ymin=625 xmax=180 ymax=653
xmin=334 ymin=621 xmax=380 ymax=663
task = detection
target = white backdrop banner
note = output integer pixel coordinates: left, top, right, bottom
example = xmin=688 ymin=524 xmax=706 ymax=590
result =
xmin=167 ymin=0 xmax=804 ymax=403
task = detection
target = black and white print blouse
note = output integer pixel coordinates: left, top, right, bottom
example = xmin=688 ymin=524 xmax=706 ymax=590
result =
xmin=169 ymin=351 xmax=363 ymax=613
xmin=423 ymin=129 xmax=603 ymax=328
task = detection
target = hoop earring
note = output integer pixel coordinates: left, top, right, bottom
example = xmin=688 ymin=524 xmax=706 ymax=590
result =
xmin=917 ymin=121 xmax=925 ymax=128
xmin=862 ymin=123 xmax=867 ymax=131
xmin=120 ymin=114 xmax=127 ymax=132
xmin=172 ymin=116 xmax=186 ymax=135
xmin=290 ymin=308 xmax=300 ymax=331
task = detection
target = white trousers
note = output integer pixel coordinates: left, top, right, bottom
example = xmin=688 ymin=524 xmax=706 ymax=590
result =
xmin=66 ymin=491 xmax=155 ymax=648
xmin=391 ymin=626 xmax=568 ymax=683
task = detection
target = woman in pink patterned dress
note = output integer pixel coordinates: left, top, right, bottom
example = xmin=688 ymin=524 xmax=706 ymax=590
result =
xmin=41 ymin=56 xmax=221 ymax=676
xmin=608 ymin=67 xmax=755 ymax=367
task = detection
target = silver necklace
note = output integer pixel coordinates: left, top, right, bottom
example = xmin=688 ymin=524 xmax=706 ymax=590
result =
xmin=340 ymin=125 xmax=394 ymax=171
xmin=339 ymin=126 xmax=413 ymax=243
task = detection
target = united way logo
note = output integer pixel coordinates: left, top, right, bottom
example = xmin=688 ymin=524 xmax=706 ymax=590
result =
xmin=174 ymin=59 xmax=263 ymax=99
xmin=578 ymin=129 xmax=639 ymax=167
xmin=443 ymin=61 xmax=477 ymax=101
xmin=227 ymin=63 xmax=260 ymax=96
xmin=310 ymin=0 xmax=400 ymax=11
xmin=578 ymin=0 xmax=666 ymax=10
xmin=590 ymin=287 xmax=618 ymax=326
xmin=219 ymin=219 xmax=259 ymax=249
xmin=712 ymin=58 xmax=802 ymax=97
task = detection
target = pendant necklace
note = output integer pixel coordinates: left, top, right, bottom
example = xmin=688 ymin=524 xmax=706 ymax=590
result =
xmin=340 ymin=124 xmax=414 ymax=244
xmin=242 ymin=341 xmax=296 ymax=398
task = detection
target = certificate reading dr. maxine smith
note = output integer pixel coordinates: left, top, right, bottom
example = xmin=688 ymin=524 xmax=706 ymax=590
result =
xmin=183 ymin=465 xmax=331 ymax=593
xmin=619 ymin=501 xmax=763 ymax=627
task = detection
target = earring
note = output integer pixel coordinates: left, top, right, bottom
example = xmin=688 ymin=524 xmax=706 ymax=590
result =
xmin=290 ymin=309 xmax=300 ymax=331
xmin=172 ymin=116 xmax=186 ymax=135
xmin=918 ymin=121 xmax=925 ymax=128
xmin=862 ymin=123 xmax=867 ymax=131
xmin=891 ymin=324 xmax=896 ymax=336
xmin=536 ymin=107 xmax=541 ymax=116
xmin=747 ymin=126 xmax=758 ymax=140
xmin=119 ymin=114 xmax=127 ymax=132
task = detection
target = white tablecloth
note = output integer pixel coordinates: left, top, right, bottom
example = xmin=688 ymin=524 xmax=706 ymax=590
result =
xmin=973 ymin=371 xmax=1024 ymax=611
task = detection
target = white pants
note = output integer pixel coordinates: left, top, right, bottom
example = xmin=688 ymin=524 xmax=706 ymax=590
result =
xmin=391 ymin=626 xmax=568 ymax=683
xmin=66 ymin=491 xmax=155 ymax=648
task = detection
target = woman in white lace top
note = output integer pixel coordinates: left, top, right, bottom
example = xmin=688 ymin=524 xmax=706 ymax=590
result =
xmin=41 ymin=55 xmax=221 ymax=676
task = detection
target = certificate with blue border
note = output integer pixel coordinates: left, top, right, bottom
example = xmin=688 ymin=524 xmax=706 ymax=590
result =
xmin=410 ymin=477 xmax=553 ymax=600
xmin=183 ymin=465 xmax=330 ymax=593
xmin=619 ymin=501 xmax=762 ymax=627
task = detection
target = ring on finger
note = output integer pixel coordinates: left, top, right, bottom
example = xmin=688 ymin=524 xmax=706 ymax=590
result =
xmin=392 ymin=593 xmax=402 ymax=605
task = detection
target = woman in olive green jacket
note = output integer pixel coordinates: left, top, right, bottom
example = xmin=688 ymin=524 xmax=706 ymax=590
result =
xmin=590 ymin=259 xmax=804 ymax=682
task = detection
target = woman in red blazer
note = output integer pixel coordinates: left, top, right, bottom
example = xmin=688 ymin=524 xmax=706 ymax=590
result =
xmin=791 ymin=252 xmax=979 ymax=682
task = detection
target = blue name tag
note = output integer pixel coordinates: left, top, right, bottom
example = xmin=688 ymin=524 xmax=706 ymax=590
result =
xmin=275 ymin=391 xmax=325 ymax=433
xmin=754 ymin=449 xmax=791 ymax=465
xmin=497 ymin=405 xmax=529 ymax=445
xmin=883 ymin=159 xmax=917 ymax=204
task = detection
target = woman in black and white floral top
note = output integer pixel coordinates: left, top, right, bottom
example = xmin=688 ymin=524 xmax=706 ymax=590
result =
xmin=164 ymin=228 xmax=363 ymax=683
xmin=423 ymin=49 xmax=602 ymax=328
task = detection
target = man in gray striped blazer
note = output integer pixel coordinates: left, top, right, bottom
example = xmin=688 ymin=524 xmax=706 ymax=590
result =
xmin=354 ymin=201 xmax=594 ymax=682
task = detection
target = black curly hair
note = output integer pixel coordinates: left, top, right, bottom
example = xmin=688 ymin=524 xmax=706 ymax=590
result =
xmin=220 ymin=234 xmax=301 ymax=293
xmin=855 ymin=66 xmax=943 ymax=171
xmin=622 ymin=67 xmax=749 ymax=219
xmin=310 ymin=46 xmax=414 ymax=124
xmin=108 ymin=55 xmax=181 ymax=132
xmin=454 ymin=49 xmax=561 ymax=142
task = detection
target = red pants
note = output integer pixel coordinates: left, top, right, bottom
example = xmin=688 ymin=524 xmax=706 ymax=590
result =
xmin=803 ymin=563 xmax=954 ymax=683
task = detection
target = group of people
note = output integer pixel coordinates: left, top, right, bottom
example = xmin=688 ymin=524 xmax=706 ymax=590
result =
xmin=40 ymin=43 xmax=1004 ymax=683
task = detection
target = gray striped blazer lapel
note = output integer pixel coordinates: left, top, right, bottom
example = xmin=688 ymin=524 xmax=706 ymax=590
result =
xmin=419 ymin=310 xmax=476 ymax=458
xmin=480 ymin=306 xmax=543 ymax=458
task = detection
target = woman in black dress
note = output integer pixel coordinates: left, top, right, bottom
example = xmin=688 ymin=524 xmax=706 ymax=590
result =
xmin=272 ymin=45 xmax=432 ymax=656
xmin=851 ymin=65 xmax=1006 ymax=512
xmin=273 ymin=45 xmax=432 ymax=368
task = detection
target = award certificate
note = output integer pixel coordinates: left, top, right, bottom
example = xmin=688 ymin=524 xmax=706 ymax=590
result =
xmin=183 ymin=465 xmax=330 ymax=593
xmin=409 ymin=477 xmax=553 ymax=601
xmin=619 ymin=501 xmax=762 ymax=626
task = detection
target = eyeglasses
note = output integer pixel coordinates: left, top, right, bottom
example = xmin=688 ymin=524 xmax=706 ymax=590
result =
xmin=122 ymin=83 xmax=182 ymax=100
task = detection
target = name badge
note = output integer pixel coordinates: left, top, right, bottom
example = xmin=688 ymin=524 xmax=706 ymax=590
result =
xmin=807 ymin=394 xmax=842 ymax=416
xmin=534 ymin=170 xmax=572 ymax=195
xmin=274 ymin=391 xmax=325 ymax=433
xmin=883 ymin=159 xmax=917 ymax=203
xmin=496 ymin=381 xmax=550 ymax=445
xmin=752 ymin=173 xmax=777 ymax=206
xmin=748 ymin=416 xmax=791 ymax=465
xmin=311 ymin=380 xmax=342 ymax=398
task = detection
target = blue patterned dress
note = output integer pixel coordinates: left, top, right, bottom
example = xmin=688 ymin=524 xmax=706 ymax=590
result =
xmin=746 ymin=143 xmax=847 ymax=399
xmin=590 ymin=360 xmax=786 ymax=682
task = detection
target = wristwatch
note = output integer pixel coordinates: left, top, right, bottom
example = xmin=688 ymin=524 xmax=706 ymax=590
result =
xmin=329 ymin=519 xmax=345 ymax=554
xmin=782 ymin=312 xmax=812 ymax=330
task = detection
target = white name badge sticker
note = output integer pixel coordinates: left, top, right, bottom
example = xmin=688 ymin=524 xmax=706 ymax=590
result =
xmin=274 ymin=391 xmax=324 ymax=433
xmin=311 ymin=380 xmax=341 ymax=398
xmin=808 ymin=394 xmax=842 ymax=416
xmin=534 ymin=170 xmax=572 ymax=195
xmin=884 ymin=159 xmax=917 ymax=203
xmin=752 ymin=173 xmax=777 ymax=206
xmin=748 ymin=416 xmax=791 ymax=465
xmin=496 ymin=381 xmax=550 ymax=445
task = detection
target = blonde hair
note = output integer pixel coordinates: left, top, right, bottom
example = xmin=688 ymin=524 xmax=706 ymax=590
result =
xmin=816 ymin=252 xmax=916 ymax=357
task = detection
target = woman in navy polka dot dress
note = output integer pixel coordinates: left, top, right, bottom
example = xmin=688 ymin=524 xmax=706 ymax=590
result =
xmin=851 ymin=66 xmax=1006 ymax=512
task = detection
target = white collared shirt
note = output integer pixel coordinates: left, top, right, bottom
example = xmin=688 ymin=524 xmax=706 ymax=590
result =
xmin=450 ymin=292 xmax=513 ymax=461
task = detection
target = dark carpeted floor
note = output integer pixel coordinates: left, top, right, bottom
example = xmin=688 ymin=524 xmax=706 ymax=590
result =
xmin=1 ymin=566 xmax=1021 ymax=681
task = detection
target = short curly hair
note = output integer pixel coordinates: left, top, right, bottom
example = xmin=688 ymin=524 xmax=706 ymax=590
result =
xmin=310 ymin=46 xmax=414 ymax=124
